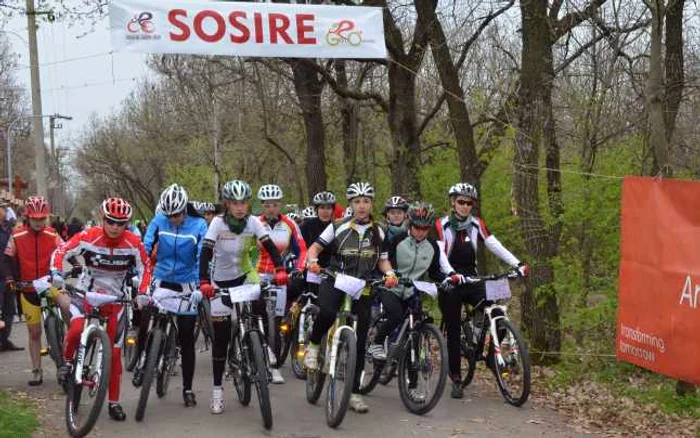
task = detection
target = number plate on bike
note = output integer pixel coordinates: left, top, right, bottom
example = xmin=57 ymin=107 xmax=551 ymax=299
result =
xmin=85 ymin=292 xmax=119 ymax=307
xmin=485 ymin=279 xmax=511 ymax=301
xmin=227 ymin=284 xmax=261 ymax=303
xmin=306 ymin=271 xmax=322 ymax=284
xmin=334 ymin=274 xmax=366 ymax=300
xmin=412 ymin=280 xmax=438 ymax=297
xmin=269 ymin=287 xmax=287 ymax=316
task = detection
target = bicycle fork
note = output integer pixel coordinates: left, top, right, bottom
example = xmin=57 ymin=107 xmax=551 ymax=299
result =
xmin=484 ymin=304 xmax=514 ymax=368
xmin=73 ymin=319 xmax=102 ymax=386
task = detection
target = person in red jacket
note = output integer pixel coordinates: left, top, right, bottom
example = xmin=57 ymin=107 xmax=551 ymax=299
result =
xmin=52 ymin=197 xmax=149 ymax=422
xmin=2 ymin=196 xmax=71 ymax=386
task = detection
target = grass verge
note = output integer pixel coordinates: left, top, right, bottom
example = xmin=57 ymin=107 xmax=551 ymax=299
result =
xmin=0 ymin=390 xmax=38 ymax=438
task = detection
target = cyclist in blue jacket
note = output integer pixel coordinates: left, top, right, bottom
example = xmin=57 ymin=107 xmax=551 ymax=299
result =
xmin=133 ymin=184 xmax=208 ymax=407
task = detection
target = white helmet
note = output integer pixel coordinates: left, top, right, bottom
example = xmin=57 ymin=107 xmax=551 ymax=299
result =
xmin=258 ymin=184 xmax=283 ymax=201
xmin=346 ymin=182 xmax=375 ymax=200
xmin=312 ymin=191 xmax=336 ymax=206
xmin=158 ymin=184 xmax=188 ymax=216
xmin=448 ymin=183 xmax=478 ymax=200
xmin=221 ymin=180 xmax=252 ymax=201
xmin=287 ymin=212 xmax=300 ymax=222
xmin=193 ymin=201 xmax=216 ymax=213
xmin=344 ymin=207 xmax=353 ymax=218
xmin=302 ymin=206 xmax=317 ymax=219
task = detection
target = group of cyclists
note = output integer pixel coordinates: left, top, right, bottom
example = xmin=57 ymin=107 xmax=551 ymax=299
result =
xmin=4 ymin=178 xmax=529 ymax=430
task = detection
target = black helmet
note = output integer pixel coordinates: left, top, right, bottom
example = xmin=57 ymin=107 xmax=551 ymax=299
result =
xmin=383 ymin=196 xmax=408 ymax=213
xmin=407 ymin=202 xmax=436 ymax=227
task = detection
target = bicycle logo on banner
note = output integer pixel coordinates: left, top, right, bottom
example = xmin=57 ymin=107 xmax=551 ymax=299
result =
xmin=326 ymin=20 xmax=363 ymax=46
xmin=127 ymin=11 xmax=155 ymax=34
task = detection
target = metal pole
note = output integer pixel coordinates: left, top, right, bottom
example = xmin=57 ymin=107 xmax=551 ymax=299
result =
xmin=26 ymin=0 xmax=47 ymax=196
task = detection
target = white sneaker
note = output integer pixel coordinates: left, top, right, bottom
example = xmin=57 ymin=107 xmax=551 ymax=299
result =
xmin=267 ymin=346 xmax=278 ymax=366
xmin=271 ymin=368 xmax=285 ymax=384
xmin=210 ymin=387 xmax=225 ymax=414
xmin=367 ymin=343 xmax=386 ymax=361
xmin=304 ymin=345 xmax=319 ymax=370
xmin=349 ymin=394 xmax=369 ymax=413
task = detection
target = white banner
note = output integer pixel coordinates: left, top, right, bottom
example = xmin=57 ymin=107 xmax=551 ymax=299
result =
xmin=110 ymin=0 xmax=386 ymax=59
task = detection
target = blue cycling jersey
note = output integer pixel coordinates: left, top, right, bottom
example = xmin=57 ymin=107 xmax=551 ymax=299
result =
xmin=144 ymin=213 xmax=208 ymax=284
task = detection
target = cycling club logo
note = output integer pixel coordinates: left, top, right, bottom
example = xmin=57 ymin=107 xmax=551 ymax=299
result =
xmin=326 ymin=20 xmax=364 ymax=47
xmin=125 ymin=11 xmax=161 ymax=40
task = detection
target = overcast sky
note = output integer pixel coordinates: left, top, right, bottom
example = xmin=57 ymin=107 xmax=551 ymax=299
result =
xmin=6 ymin=11 xmax=152 ymax=149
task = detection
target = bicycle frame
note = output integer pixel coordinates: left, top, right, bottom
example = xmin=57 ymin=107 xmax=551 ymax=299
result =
xmin=327 ymin=294 xmax=357 ymax=379
xmin=294 ymin=291 xmax=317 ymax=349
xmin=73 ymin=311 xmax=110 ymax=386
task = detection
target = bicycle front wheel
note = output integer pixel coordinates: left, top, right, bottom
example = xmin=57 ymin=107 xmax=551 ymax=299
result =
xmin=326 ymin=328 xmax=356 ymax=428
xmin=135 ymin=329 xmax=163 ymax=422
xmin=156 ymin=327 xmax=178 ymax=398
xmin=493 ymin=319 xmax=531 ymax=407
xmin=290 ymin=313 xmax=309 ymax=380
xmin=249 ymin=331 xmax=273 ymax=430
xmin=230 ymin=334 xmax=251 ymax=406
xmin=305 ymin=335 xmax=327 ymax=404
xmin=398 ymin=323 xmax=447 ymax=415
xmin=65 ymin=329 xmax=112 ymax=438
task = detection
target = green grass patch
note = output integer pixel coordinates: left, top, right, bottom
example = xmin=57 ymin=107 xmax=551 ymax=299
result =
xmin=543 ymin=358 xmax=700 ymax=419
xmin=0 ymin=390 xmax=38 ymax=438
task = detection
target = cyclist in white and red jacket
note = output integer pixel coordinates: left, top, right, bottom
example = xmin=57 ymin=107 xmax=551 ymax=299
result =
xmin=51 ymin=197 xmax=149 ymax=422
xmin=255 ymin=184 xmax=306 ymax=384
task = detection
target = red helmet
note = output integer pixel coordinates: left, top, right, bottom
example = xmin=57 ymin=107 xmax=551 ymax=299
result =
xmin=100 ymin=197 xmax=133 ymax=222
xmin=25 ymin=196 xmax=50 ymax=219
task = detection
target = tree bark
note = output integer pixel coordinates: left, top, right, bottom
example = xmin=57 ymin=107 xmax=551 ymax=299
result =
xmin=290 ymin=60 xmax=327 ymax=200
xmin=515 ymin=0 xmax=562 ymax=363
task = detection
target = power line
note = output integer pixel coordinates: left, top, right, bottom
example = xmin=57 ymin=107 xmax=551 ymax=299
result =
xmin=9 ymin=51 xmax=115 ymax=72
xmin=41 ymin=76 xmax=144 ymax=93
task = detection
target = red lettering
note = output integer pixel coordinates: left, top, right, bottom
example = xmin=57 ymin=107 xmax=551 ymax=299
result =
xmin=194 ymin=10 xmax=226 ymax=43
xmin=228 ymin=11 xmax=250 ymax=44
xmin=168 ymin=9 xmax=190 ymax=42
xmin=254 ymin=12 xmax=264 ymax=43
xmin=296 ymin=14 xmax=316 ymax=45
xmin=268 ymin=13 xmax=292 ymax=44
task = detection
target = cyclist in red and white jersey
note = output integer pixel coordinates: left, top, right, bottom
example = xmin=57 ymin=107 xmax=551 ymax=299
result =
xmin=255 ymin=184 xmax=306 ymax=384
xmin=52 ymin=197 xmax=149 ymax=422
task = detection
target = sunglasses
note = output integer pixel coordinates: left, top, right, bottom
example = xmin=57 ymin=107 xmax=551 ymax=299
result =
xmin=167 ymin=212 xmax=184 ymax=219
xmin=105 ymin=218 xmax=128 ymax=227
xmin=456 ymin=199 xmax=474 ymax=207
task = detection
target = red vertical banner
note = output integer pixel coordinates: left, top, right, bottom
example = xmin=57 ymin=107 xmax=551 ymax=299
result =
xmin=617 ymin=176 xmax=700 ymax=385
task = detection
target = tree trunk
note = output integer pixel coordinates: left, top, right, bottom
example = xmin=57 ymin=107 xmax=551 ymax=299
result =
xmin=515 ymin=0 xmax=562 ymax=364
xmin=664 ymin=0 xmax=684 ymax=144
xmin=335 ymin=60 xmax=360 ymax=186
xmin=291 ymin=60 xmax=327 ymax=200
xmin=388 ymin=62 xmax=421 ymax=198
xmin=647 ymin=0 xmax=672 ymax=177
xmin=414 ymin=0 xmax=479 ymax=186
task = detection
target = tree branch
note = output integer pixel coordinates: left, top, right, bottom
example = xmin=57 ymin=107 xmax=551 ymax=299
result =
xmin=553 ymin=0 xmax=608 ymax=40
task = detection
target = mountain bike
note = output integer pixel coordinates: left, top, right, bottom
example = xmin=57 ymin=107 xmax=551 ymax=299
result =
xmin=459 ymin=270 xmax=531 ymax=406
xmin=218 ymin=282 xmax=276 ymax=430
xmin=18 ymin=277 xmax=66 ymax=371
xmin=134 ymin=290 xmax=199 ymax=421
xmin=359 ymin=279 xmax=448 ymax=414
xmin=288 ymin=279 xmax=318 ymax=380
xmin=63 ymin=286 xmax=130 ymax=438
xmin=305 ymin=270 xmax=382 ymax=428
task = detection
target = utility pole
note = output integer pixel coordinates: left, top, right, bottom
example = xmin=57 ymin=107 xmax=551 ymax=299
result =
xmin=49 ymin=114 xmax=72 ymax=215
xmin=25 ymin=0 xmax=47 ymax=196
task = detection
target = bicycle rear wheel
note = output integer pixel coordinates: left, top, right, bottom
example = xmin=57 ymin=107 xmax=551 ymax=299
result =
xmin=493 ymin=319 xmax=531 ymax=406
xmin=249 ymin=331 xmax=273 ymax=430
xmin=398 ymin=323 xmax=447 ymax=415
xmin=156 ymin=327 xmax=178 ymax=398
xmin=65 ymin=329 xmax=111 ymax=438
xmin=460 ymin=319 xmax=477 ymax=388
xmin=230 ymin=334 xmax=251 ymax=406
xmin=357 ymin=313 xmax=384 ymax=395
xmin=135 ymin=329 xmax=163 ymax=422
xmin=45 ymin=314 xmax=64 ymax=370
xmin=305 ymin=335 xmax=327 ymax=404
xmin=326 ymin=328 xmax=356 ymax=428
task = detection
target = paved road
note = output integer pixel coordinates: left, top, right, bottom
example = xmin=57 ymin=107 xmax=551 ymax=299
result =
xmin=1 ymin=322 xmax=592 ymax=438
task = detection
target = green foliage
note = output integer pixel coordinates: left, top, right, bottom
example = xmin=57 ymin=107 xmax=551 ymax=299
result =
xmin=166 ymin=164 xmax=217 ymax=202
xmin=0 ymin=391 xmax=38 ymax=438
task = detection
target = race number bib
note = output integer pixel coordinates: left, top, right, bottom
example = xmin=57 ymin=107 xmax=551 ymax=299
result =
xmin=485 ymin=279 xmax=511 ymax=301
xmin=334 ymin=274 xmax=366 ymax=300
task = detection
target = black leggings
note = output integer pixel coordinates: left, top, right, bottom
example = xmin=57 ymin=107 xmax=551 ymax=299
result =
xmin=211 ymin=276 xmax=247 ymax=387
xmin=309 ymin=278 xmax=371 ymax=393
xmin=438 ymin=282 xmax=486 ymax=381
xmin=374 ymin=291 xmax=406 ymax=346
